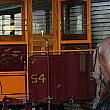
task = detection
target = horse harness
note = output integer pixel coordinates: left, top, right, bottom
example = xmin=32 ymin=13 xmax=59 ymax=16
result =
xmin=91 ymin=45 xmax=110 ymax=99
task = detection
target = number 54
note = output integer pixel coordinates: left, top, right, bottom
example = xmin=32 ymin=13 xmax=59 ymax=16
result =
xmin=31 ymin=74 xmax=46 ymax=84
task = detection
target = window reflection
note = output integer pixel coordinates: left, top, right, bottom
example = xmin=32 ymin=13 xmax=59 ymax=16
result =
xmin=32 ymin=0 xmax=52 ymax=34
xmin=0 ymin=3 xmax=22 ymax=35
xmin=62 ymin=1 xmax=87 ymax=40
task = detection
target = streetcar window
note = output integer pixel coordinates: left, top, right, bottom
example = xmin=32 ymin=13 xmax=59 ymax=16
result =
xmin=0 ymin=3 xmax=22 ymax=35
xmin=61 ymin=1 xmax=87 ymax=40
xmin=32 ymin=0 xmax=52 ymax=34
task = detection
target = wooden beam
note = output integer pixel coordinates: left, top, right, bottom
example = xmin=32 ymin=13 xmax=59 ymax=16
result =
xmin=57 ymin=0 xmax=61 ymax=51
xmin=0 ymin=0 xmax=22 ymax=3
xmin=61 ymin=40 xmax=91 ymax=44
xmin=27 ymin=0 xmax=33 ymax=53
xmin=52 ymin=0 xmax=58 ymax=51
xmin=31 ymin=48 xmax=94 ymax=53
xmin=87 ymin=0 xmax=92 ymax=43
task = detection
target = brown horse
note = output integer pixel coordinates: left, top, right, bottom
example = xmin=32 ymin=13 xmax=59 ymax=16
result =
xmin=92 ymin=37 xmax=110 ymax=110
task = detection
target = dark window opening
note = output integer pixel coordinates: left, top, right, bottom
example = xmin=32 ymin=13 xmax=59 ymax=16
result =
xmin=0 ymin=3 xmax=22 ymax=36
xmin=61 ymin=1 xmax=87 ymax=40
xmin=32 ymin=0 xmax=52 ymax=34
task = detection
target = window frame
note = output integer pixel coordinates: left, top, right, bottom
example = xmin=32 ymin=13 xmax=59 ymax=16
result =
xmin=32 ymin=0 xmax=53 ymax=35
xmin=0 ymin=0 xmax=25 ymax=41
xmin=61 ymin=0 xmax=87 ymax=40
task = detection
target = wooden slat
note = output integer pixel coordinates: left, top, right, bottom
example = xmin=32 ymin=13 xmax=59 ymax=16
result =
xmin=33 ymin=34 xmax=54 ymax=39
xmin=0 ymin=41 xmax=27 ymax=45
xmin=0 ymin=0 xmax=22 ymax=3
xmin=61 ymin=40 xmax=91 ymax=44
xmin=31 ymin=48 xmax=94 ymax=53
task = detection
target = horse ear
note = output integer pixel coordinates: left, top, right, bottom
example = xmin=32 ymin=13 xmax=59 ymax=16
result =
xmin=97 ymin=43 xmax=100 ymax=47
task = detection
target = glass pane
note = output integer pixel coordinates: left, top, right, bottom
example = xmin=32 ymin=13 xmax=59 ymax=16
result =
xmin=62 ymin=2 xmax=87 ymax=36
xmin=69 ymin=6 xmax=83 ymax=34
xmin=14 ymin=13 xmax=22 ymax=35
xmin=32 ymin=0 xmax=52 ymax=34
xmin=0 ymin=3 xmax=22 ymax=35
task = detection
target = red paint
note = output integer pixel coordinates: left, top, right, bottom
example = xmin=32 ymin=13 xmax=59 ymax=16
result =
xmin=28 ymin=54 xmax=96 ymax=103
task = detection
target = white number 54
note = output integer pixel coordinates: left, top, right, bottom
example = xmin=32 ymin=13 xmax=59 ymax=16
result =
xmin=31 ymin=74 xmax=46 ymax=84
